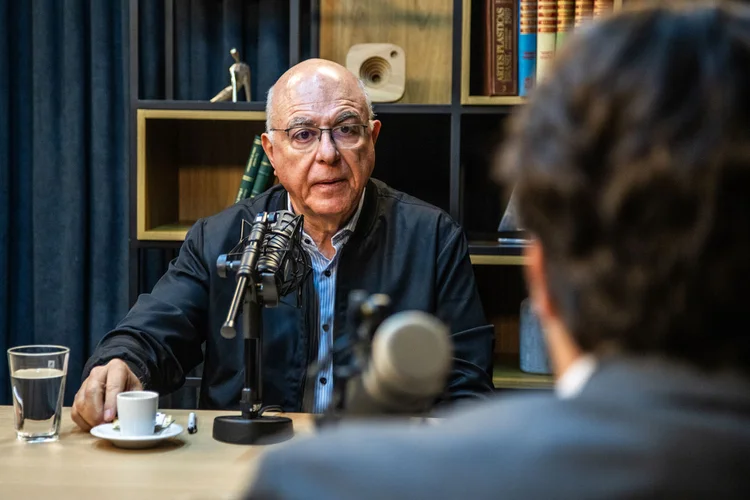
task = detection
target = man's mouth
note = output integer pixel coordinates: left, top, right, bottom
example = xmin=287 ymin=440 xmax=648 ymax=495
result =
xmin=315 ymin=179 xmax=345 ymax=186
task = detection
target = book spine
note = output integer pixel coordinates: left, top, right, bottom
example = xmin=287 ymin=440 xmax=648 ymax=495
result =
xmin=593 ymin=0 xmax=614 ymax=18
xmin=234 ymin=135 xmax=263 ymax=203
xmin=536 ymin=0 xmax=557 ymax=84
xmin=518 ymin=0 xmax=537 ymax=97
xmin=555 ymin=0 xmax=575 ymax=48
xmin=250 ymin=153 xmax=274 ymax=198
xmin=574 ymin=0 xmax=594 ymax=27
xmin=485 ymin=0 xmax=518 ymax=96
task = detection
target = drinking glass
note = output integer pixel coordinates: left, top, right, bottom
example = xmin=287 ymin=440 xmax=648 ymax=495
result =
xmin=7 ymin=345 xmax=70 ymax=442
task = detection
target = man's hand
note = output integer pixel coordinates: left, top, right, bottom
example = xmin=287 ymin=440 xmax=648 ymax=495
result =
xmin=71 ymin=359 xmax=143 ymax=431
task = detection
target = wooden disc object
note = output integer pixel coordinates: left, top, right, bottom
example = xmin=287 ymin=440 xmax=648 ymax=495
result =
xmin=346 ymin=43 xmax=406 ymax=103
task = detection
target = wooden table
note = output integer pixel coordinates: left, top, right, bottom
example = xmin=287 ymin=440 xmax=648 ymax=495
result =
xmin=0 ymin=407 xmax=314 ymax=499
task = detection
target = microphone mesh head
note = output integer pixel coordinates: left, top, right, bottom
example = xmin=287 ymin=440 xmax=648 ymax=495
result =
xmin=369 ymin=311 xmax=452 ymax=399
xmin=255 ymin=210 xmax=308 ymax=297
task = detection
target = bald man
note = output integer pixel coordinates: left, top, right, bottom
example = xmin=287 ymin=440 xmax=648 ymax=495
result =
xmin=72 ymin=59 xmax=494 ymax=430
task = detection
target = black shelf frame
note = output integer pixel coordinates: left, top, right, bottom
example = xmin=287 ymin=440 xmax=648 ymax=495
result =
xmin=136 ymin=100 xmax=267 ymax=112
xmin=469 ymin=242 xmax=524 ymax=257
xmin=128 ymin=0 xmax=520 ymax=304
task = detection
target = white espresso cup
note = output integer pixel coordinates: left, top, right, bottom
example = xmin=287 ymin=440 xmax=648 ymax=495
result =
xmin=116 ymin=391 xmax=159 ymax=436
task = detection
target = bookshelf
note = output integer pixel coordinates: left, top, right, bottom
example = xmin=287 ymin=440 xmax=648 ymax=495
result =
xmin=129 ymin=0 xmax=624 ymax=392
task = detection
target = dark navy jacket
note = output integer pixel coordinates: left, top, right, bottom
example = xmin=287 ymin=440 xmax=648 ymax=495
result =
xmin=84 ymin=179 xmax=495 ymax=411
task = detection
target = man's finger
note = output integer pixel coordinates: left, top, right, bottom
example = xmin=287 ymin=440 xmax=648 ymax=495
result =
xmin=103 ymin=362 xmax=129 ymax=422
xmin=71 ymin=405 xmax=91 ymax=431
xmin=80 ymin=368 xmax=107 ymax=427
xmin=71 ymin=379 xmax=91 ymax=431
xmin=129 ymin=371 xmax=144 ymax=391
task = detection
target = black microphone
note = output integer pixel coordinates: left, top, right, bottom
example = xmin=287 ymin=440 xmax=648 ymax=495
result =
xmin=218 ymin=210 xmax=307 ymax=337
xmin=212 ymin=209 xmax=309 ymax=445
xmin=255 ymin=210 xmax=307 ymax=307
xmin=342 ymin=310 xmax=453 ymax=416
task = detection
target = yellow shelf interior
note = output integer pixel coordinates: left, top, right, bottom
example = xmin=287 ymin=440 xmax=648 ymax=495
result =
xmin=137 ymin=109 xmax=267 ymax=241
xmin=470 ymin=254 xmax=526 ymax=266
xmin=493 ymin=355 xmax=554 ymax=390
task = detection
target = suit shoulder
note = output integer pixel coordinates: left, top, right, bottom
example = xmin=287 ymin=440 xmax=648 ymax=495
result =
xmin=249 ymin=394 xmax=574 ymax=499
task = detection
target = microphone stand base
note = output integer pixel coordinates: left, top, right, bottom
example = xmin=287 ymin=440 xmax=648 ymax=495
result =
xmin=212 ymin=415 xmax=294 ymax=445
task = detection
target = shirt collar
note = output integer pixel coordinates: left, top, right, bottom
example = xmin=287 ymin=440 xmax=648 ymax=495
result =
xmin=555 ymin=354 xmax=597 ymax=399
xmin=287 ymin=188 xmax=366 ymax=241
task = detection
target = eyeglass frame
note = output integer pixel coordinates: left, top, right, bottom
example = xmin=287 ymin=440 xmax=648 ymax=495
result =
xmin=267 ymin=123 xmax=370 ymax=150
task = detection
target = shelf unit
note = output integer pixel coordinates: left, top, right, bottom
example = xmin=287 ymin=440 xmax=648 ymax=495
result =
xmin=129 ymin=0 xmax=624 ymax=391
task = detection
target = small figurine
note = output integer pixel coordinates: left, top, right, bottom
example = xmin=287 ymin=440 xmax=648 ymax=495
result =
xmin=210 ymin=48 xmax=251 ymax=103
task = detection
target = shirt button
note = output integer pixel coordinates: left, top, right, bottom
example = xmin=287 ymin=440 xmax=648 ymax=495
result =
xmin=319 ymin=377 xmax=328 ymax=385
xmin=324 ymin=270 xmax=331 ymax=277
xmin=322 ymin=324 xmax=330 ymax=332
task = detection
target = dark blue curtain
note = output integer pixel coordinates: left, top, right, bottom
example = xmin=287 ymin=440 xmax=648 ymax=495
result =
xmin=0 ymin=0 xmax=130 ymax=405
xmin=1 ymin=0 xmax=299 ymax=407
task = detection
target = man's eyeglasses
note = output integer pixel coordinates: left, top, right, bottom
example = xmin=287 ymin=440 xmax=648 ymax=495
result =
xmin=268 ymin=124 xmax=369 ymax=152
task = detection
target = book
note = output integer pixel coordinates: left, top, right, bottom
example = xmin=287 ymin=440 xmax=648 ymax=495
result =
xmin=518 ymin=0 xmax=538 ymax=97
xmin=536 ymin=1 xmax=557 ymax=84
xmin=250 ymin=153 xmax=274 ymax=198
xmin=484 ymin=0 xmax=518 ymax=96
xmin=234 ymin=135 xmax=263 ymax=203
xmin=574 ymin=0 xmax=594 ymax=27
xmin=556 ymin=0 xmax=575 ymax=48
xmin=593 ymin=0 xmax=614 ymax=18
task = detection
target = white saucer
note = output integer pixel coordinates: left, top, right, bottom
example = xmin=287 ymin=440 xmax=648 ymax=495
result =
xmin=90 ymin=423 xmax=184 ymax=449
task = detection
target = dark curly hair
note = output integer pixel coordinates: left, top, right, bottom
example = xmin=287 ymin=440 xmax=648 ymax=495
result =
xmin=499 ymin=1 xmax=750 ymax=372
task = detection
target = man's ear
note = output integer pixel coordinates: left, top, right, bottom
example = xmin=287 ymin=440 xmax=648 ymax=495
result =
xmin=369 ymin=120 xmax=382 ymax=145
xmin=524 ymin=239 xmax=555 ymax=325
xmin=261 ymin=132 xmax=275 ymax=168
xmin=524 ymin=239 xmax=582 ymax=377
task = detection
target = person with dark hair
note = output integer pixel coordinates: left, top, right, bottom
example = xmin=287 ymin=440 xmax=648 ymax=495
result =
xmin=246 ymin=2 xmax=750 ymax=498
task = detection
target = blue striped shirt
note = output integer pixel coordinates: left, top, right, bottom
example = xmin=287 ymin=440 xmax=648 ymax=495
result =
xmin=289 ymin=190 xmax=366 ymax=413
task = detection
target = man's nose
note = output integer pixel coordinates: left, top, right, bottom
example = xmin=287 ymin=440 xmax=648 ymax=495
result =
xmin=315 ymin=130 xmax=339 ymax=165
